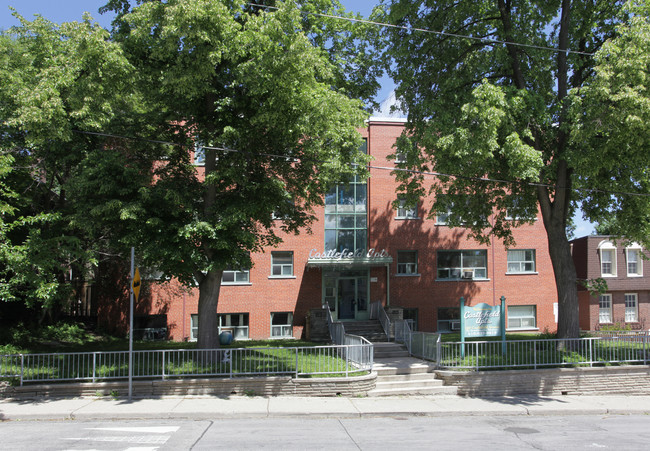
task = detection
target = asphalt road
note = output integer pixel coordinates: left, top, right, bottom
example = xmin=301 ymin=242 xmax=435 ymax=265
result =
xmin=3 ymin=415 xmax=650 ymax=450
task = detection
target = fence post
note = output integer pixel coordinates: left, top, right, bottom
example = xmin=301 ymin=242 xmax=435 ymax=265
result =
xmin=162 ymin=350 xmax=166 ymax=380
xmin=92 ymin=352 xmax=97 ymax=383
xmin=589 ymin=338 xmax=593 ymax=367
xmin=533 ymin=342 xmax=537 ymax=370
xmin=475 ymin=342 xmax=479 ymax=371
xmin=20 ymin=354 xmax=24 ymax=387
xmin=644 ymin=335 xmax=648 ymax=366
xmin=295 ymin=348 xmax=299 ymax=379
xmin=346 ymin=346 xmax=349 ymax=378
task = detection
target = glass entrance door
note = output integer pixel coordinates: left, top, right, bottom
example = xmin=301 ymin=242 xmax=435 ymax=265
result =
xmin=331 ymin=274 xmax=369 ymax=321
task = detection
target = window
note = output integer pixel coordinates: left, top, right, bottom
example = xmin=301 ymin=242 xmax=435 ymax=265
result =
xmin=190 ymin=314 xmax=199 ymax=341
xmin=219 ymin=313 xmax=249 ymax=339
xmin=437 ymin=307 xmax=460 ymax=332
xmin=222 ymin=269 xmax=250 ymax=284
xmin=394 ymin=151 xmax=406 ymax=164
xmin=436 ymin=208 xmax=451 ymax=225
xmin=507 ymin=249 xmax=536 ymax=273
xmin=437 ymin=250 xmax=488 ymax=280
xmin=396 ymin=198 xmax=418 ymax=219
xmin=271 ymin=312 xmax=293 ymax=337
xmin=397 ymin=251 xmax=418 ymax=275
xmin=626 ymin=246 xmax=643 ymax=277
xmin=271 ymin=251 xmax=294 ymax=277
xmin=507 ymin=305 xmax=537 ymax=329
xmin=505 ymin=196 xmax=537 ymax=221
xmin=598 ymin=241 xmax=617 ymax=277
xmin=194 ymin=143 xmax=205 ymax=165
xmin=324 ymin=140 xmax=367 ymax=253
xmin=625 ymin=293 xmax=638 ymax=322
xmin=599 ymin=294 xmax=612 ymax=324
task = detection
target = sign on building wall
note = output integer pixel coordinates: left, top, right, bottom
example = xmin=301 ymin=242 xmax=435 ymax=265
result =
xmin=460 ymin=296 xmax=506 ymax=355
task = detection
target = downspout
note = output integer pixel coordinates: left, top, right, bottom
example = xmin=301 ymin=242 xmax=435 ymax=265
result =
xmin=386 ymin=263 xmax=390 ymax=306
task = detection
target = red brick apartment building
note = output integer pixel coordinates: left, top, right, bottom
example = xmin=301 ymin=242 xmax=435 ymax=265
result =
xmin=571 ymin=235 xmax=650 ymax=331
xmin=97 ymin=118 xmax=560 ymax=341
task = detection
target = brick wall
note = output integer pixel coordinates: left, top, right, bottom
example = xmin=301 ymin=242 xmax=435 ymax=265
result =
xmin=97 ymin=120 xmax=560 ymax=340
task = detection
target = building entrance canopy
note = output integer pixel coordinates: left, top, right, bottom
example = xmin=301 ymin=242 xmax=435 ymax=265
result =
xmin=306 ymin=248 xmax=393 ymax=268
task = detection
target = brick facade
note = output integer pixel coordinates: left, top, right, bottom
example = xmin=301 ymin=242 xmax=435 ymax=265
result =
xmin=99 ymin=119 xmax=559 ymax=341
xmin=571 ymin=235 xmax=650 ymax=331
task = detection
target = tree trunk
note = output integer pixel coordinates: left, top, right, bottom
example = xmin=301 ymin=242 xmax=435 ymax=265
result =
xmin=196 ymin=269 xmax=223 ymax=349
xmin=545 ymin=221 xmax=580 ymax=340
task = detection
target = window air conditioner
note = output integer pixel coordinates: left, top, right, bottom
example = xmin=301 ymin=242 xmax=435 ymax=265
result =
xmin=462 ymin=270 xmax=474 ymax=279
xmin=450 ymin=320 xmax=461 ymax=331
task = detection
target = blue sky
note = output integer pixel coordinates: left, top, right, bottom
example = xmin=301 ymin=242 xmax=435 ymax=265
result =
xmin=0 ymin=0 xmax=595 ymax=237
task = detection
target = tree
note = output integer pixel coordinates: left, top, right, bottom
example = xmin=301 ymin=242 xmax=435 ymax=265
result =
xmin=0 ymin=14 xmax=139 ymax=322
xmin=379 ymin=0 xmax=650 ymax=339
xmin=87 ymin=0 xmax=373 ymax=348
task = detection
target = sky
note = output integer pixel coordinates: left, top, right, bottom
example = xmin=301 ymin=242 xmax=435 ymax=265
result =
xmin=0 ymin=0 xmax=595 ymax=237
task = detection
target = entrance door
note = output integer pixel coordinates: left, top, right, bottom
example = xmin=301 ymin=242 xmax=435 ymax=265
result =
xmin=336 ymin=276 xmax=369 ymax=321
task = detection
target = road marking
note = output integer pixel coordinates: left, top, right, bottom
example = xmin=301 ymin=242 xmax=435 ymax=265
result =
xmin=86 ymin=426 xmax=180 ymax=434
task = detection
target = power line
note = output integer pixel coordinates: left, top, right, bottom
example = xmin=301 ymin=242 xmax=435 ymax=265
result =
xmin=70 ymin=129 xmax=650 ymax=199
xmin=246 ymin=2 xmax=594 ymax=57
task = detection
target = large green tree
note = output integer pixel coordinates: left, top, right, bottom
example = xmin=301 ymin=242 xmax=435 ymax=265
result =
xmin=0 ymin=14 xmax=140 ymax=322
xmin=85 ymin=0 xmax=374 ymax=348
xmin=379 ymin=0 xmax=650 ymax=339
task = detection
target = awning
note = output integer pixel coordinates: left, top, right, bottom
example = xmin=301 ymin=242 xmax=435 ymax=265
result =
xmin=306 ymin=256 xmax=393 ymax=268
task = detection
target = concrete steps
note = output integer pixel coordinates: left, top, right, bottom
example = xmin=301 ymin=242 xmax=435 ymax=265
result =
xmin=368 ymin=343 xmax=458 ymax=397
xmin=344 ymin=320 xmax=389 ymax=342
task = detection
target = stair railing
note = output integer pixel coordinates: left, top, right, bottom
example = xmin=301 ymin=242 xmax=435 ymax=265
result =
xmin=376 ymin=304 xmax=392 ymax=341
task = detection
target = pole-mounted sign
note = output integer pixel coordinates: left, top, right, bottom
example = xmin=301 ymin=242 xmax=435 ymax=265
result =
xmin=132 ymin=267 xmax=141 ymax=302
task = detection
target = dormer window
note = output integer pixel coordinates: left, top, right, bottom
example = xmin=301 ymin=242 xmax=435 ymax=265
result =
xmin=598 ymin=240 xmax=617 ymax=277
xmin=626 ymin=244 xmax=643 ymax=277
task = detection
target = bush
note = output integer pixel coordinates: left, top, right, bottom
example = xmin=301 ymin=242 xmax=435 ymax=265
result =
xmin=42 ymin=322 xmax=87 ymax=345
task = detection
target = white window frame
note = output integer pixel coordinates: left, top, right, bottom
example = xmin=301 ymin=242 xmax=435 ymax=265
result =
xmin=507 ymin=305 xmax=537 ymax=330
xmin=397 ymin=250 xmax=419 ymax=275
xmin=599 ymin=293 xmax=613 ymax=324
xmin=194 ymin=142 xmax=205 ymax=166
xmin=506 ymin=249 xmax=536 ymax=274
xmin=190 ymin=314 xmax=199 ymax=341
xmin=219 ymin=313 xmax=249 ymax=340
xmin=222 ymin=269 xmax=250 ymax=285
xmin=270 ymin=312 xmax=293 ymax=338
xmin=270 ymin=251 xmax=294 ymax=278
xmin=436 ymin=209 xmax=451 ymax=225
xmin=625 ymin=293 xmax=638 ymax=323
xmin=626 ymin=245 xmax=643 ymax=277
xmin=396 ymin=198 xmax=418 ymax=219
xmin=598 ymin=241 xmax=617 ymax=277
xmin=437 ymin=250 xmax=488 ymax=280
xmin=394 ymin=151 xmax=406 ymax=164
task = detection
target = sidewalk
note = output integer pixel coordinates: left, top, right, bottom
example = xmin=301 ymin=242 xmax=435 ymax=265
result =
xmin=2 ymin=394 xmax=649 ymax=421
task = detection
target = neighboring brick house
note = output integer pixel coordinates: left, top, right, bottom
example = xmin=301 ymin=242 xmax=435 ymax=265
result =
xmin=571 ymin=235 xmax=650 ymax=331
xmin=97 ymin=118 xmax=560 ymax=341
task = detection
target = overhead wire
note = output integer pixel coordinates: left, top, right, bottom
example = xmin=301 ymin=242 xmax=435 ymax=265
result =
xmin=245 ymin=2 xmax=595 ymax=57
xmin=69 ymin=129 xmax=650 ymax=199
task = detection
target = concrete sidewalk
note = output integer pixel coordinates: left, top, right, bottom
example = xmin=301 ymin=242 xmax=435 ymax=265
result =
xmin=2 ymin=394 xmax=649 ymax=421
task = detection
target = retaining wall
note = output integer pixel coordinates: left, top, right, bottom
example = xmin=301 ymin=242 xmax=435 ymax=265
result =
xmin=0 ymin=373 xmax=376 ymax=399
xmin=436 ymin=366 xmax=650 ymax=396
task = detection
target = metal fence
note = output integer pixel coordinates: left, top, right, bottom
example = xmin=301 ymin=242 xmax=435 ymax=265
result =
xmin=394 ymin=320 xmax=650 ymax=371
xmin=440 ymin=336 xmax=650 ymax=370
xmin=0 ymin=344 xmax=373 ymax=386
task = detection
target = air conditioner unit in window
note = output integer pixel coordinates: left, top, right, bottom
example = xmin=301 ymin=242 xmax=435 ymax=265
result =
xmin=461 ymin=270 xmax=474 ymax=279
xmin=450 ymin=320 xmax=461 ymax=331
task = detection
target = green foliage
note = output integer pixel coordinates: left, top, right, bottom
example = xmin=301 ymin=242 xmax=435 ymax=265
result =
xmin=378 ymin=0 xmax=649 ymax=339
xmin=598 ymin=322 xmax=633 ymax=332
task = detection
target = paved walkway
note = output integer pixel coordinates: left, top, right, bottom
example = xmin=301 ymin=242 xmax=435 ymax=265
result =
xmin=2 ymin=394 xmax=650 ymax=421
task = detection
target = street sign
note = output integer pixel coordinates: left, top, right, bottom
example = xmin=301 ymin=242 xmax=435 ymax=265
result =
xmin=132 ymin=267 xmax=141 ymax=301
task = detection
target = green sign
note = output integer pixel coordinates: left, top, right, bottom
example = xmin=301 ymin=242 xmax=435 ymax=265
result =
xmin=460 ymin=296 xmax=507 ymax=356
xmin=462 ymin=302 xmax=502 ymax=337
